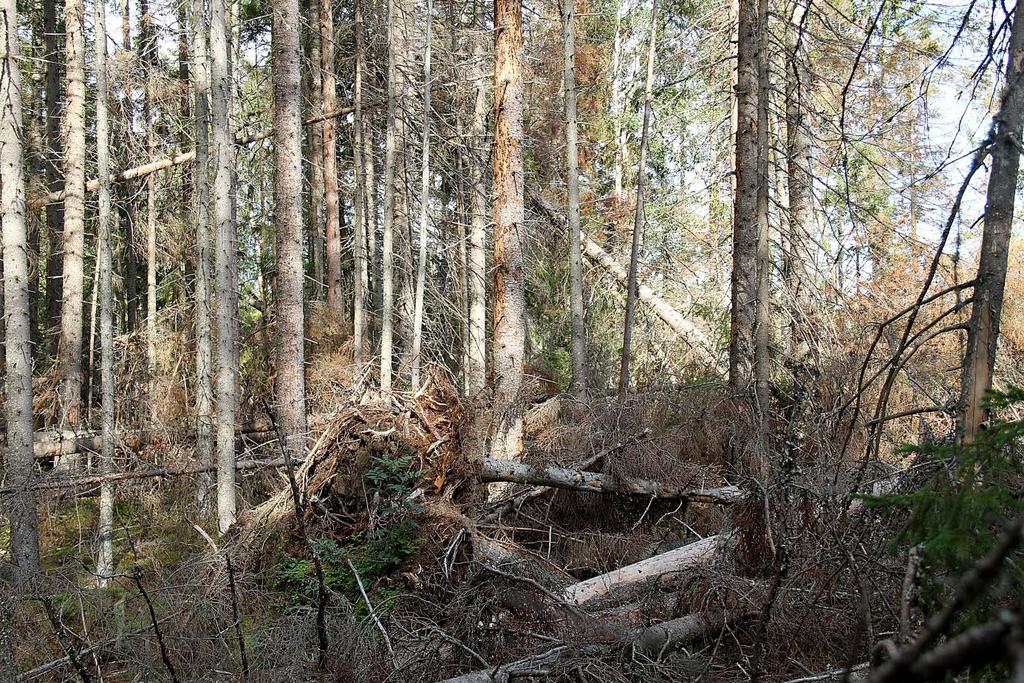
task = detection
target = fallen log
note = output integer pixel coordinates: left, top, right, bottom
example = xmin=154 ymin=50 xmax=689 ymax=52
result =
xmin=479 ymin=458 xmax=745 ymax=504
xmin=27 ymin=427 xmax=275 ymax=458
xmin=528 ymin=188 xmax=722 ymax=369
xmin=28 ymin=105 xmax=355 ymax=208
xmin=562 ymin=532 xmax=733 ymax=606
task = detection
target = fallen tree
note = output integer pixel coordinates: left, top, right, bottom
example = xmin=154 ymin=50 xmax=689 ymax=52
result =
xmin=480 ymin=458 xmax=744 ymax=504
xmin=562 ymin=532 xmax=733 ymax=606
xmin=28 ymin=427 xmax=275 ymax=458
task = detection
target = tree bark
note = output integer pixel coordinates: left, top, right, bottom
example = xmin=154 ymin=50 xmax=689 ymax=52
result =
xmin=562 ymin=0 xmax=588 ymax=395
xmin=193 ymin=0 xmax=214 ymax=509
xmin=94 ymin=0 xmax=115 ymax=586
xmin=141 ymin=0 xmax=159 ymax=426
xmin=466 ymin=25 xmax=489 ymax=398
xmin=410 ymin=0 xmax=434 ymax=391
xmin=352 ymin=0 xmax=368 ymax=364
xmin=618 ymin=0 xmax=658 ymax=401
xmin=321 ymin=0 xmax=342 ymax=319
xmin=490 ymin=0 xmax=527 ymax=464
xmin=56 ymin=0 xmax=87 ymax=469
xmin=42 ymin=0 xmax=63 ymax=347
xmin=273 ymin=0 xmax=309 ymax=472
xmin=2 ymin=0 xmax=42 ymax=576
xmin=212 ymin=0 xmax=239 ymax=532
xmin=959 ymin=0 xmax=1024 ymax=443
xmin=380 ymin=0 xmax=400 ymax=390
xmin=302 ymin=0 xmax=325 ymax=300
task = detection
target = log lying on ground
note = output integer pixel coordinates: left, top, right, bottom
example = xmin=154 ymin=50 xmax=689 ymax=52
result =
xmin=27 ymin=427 xmax=275 ymax=458
xmin=480 ymin=458 xmax=745 ymax=504
xmin=562 ymin=533 xmax=733 ymax=607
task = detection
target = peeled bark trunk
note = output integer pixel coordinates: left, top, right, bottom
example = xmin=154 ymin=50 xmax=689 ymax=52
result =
xmin=490 ymin=0 xmax=527 ymax=464
xmin=410 ymin=0 xmax=433 ymax=391
xmin=562 ymin=0 xmax=587 ymax=395
xmin=352 ymin=0 xmax=368 ymax=363
xmin=42 ymin=0 xmax=63 ymax=346
xmin=94 ymin=0 xmax=115 ymax=585
xmin=212 ymin=0 xmax=238 ymax=532
xmin=193 ymin=0 xmax=214 ymax=508
xmin=466 ymin=28 xmax=489 ymax=397
xmin=380 ymin=0 xmax=399 ymax=390
xmin=959 ymin=0 xmax=1024 ymax=443
xmin=273 ymin=0 xmax=309 ymax=469
xmin=2 ymin=0 xmax=42 ymax=575
xmin=618 ymin=0 xmax=658 ymax=401
xmin=57 ymin=0 xmax=87 ymax=469
xmin=321 ymin=0 xmax=342 ymax=319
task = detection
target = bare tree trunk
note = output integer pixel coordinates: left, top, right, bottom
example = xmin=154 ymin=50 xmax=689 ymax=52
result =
xmin=609 ymin=0 xmax=624 ymax=204
xmin=467 ymin=25 xmax=489 ymax=397
xmin=380 ymin=0 xmax=399 ymax=390
xmin=43 ymin=0 xmax=63 ymax=347
xmin=490 ymin=0 xmax=527 ymax=463
xmin=410 ymin=0 xmax=433 ymax=391
xmin=273 ymin=0 xmax=309 ymax=465
xmin=2 ymin=0 xmax=42 ymax=575
xmin=753 ymin=0 xmax=770 ymax=409
xmin=959 ymin=0 xmax=1024 ymax=442
xmin=120 ymin=0 xmax=139 ymax=335
xmin=352 ymin=0 xmax=368 ymax=363
xmin=562 ymin=0 xmax=587 ymax=395
xmin=618 ymin=0 xmax=657 ymax=401
xmin=212 ymin=0 xmax=238 ymax=532
xmin=784 ymin=0 xmax=815 ymax=353
xmin=193 ymin=0 xmax=215 ymax=509
xmin=141 ymin=0 xmax=160 ymax=426
xmin=94 ymin=0 xmax=116 ymax=585
xmin=364 ymin=113 xmax=380 ymax=319
xmin=321 ymin=0 xmax=342 ymax=319
xmin=394 ymin=0 xmax=415 ymax=373
xmin=302 ymin=0 xmax=325 ymax=300
xmin=56 ymin=0 xmax=87 ymax=469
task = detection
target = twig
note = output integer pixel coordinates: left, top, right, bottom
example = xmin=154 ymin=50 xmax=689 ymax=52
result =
xmin=37 ymin=597 xmax=94 ymax=683
xmin=346 ymin=558 xmax=395 ymax=657
xmin=130 ymin=567 xmax=179 ymax=683
xmin=226 ymin=556 xmax=251 ymax=683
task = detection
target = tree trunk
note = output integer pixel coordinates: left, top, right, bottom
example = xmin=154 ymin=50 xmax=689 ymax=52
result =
xmin=959 ymin=0 xmax=1024 ymax=443
xmin=618 ymin=0 xmax=658 ymax=401
xmin=352 ymin=0 xmax=368 ymax=363
xmin=2 ymin=0 xmax=42 ymax=577
xmin=56 ymin=0 xmax=87 ymax=468
xmin=141 ymin=0 xmax=160 ymax=426
xmin=193 ymin=0 xmax=215 ymax=509
xmin=490 ymin=0 xmax=527 ymax=464
xmin=410 ymin=0 xmax=433 ymax=391
xmin=303 ymin=0 xmax=325 ymax=300
xmin=43 ymin=0 xmax=63 ymax=348
xmin=380 ymin=0 xmax=400 ymax=390
xmin=562 ymin=0 xmax=587 ymax=395
xmin=273 ymin=0 xmax=309 ymax=469
xmin=212 ymin=0 xmax=238 ymax=532
xmin=609 ymin=0 xmax=625 ymax=205
xmin=321 ymin=0 xmax=342 ymax=319
xmin=466 ymin=26 xmax=489 ymax=397
xmin=94 ymin=0 xmax=115 ymax=585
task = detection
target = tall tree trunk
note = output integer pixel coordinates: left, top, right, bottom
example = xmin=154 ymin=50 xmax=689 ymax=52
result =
xmin=617 ymin=0 xmax=657 ymax=401
xmin=120 ymin=0 xmax=139 ymax=334
xmin=467 ymin=24 xmax=489 ymax=397
xmin=273 ymin=0 xmax=309 ymax=465
xmin=490 ymin=0 xmax=526 ymax=463
xmin=212 ymin=0 xmax=238 ymax=532
xmin=94 ymin=0 xmax=116 ymax=585
xmin=57 ymin=0 xmax=86 ymax=468
xmin=352 ymin=0 xmax=368 ymax=363
xmin=141 ymin=0 xmax=159 ymax=425
xmin=610 ymin=0 xmax=625 ymax=205
xmin=178 ymin=0 xmax=191 ymax=210
xmin=730 ymin=0 xmax=770 ymax=455
xmin=394 ymin=0 xmax=415 ymax=371
xmin=380 ymin=0 xmax=399 ymax=390
xmin=302 ymin=0 xmax=325 ymax=299
xmin=2 ymin=0 xmax=42 ymax=577
xmin=193 ymin=0 xmax=215 ymax=508
xmin=562 ymin=0 xmax=587 ymax=395
xmin=411 ymin=0 xmax=433 ymax=391
xmin=365 ymin=111 xmax=380 ymax=319
xmin=784 ymin=0 xmax=814 ymax=353
xmin=321 ymin=0 xmax=342 ymax=319
xmin=753 ymin=0 xmax=770 ymax=407
xmin=959 ymin=0 xmax=1024 ymax=442
xmin=43 ymin=0 xmax=63 ymax=347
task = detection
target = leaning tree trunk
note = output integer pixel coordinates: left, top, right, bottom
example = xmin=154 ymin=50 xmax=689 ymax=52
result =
xmin=490 ymin=0 xmax=527 ymax=464
xmin=193 ymin=0 xmax=215 ymax=508
xmin=410 ymin=0 xmax=434 ymax=392
xmin=57 ymin=0 xmax=87 ymax=470
xmin=466 ymin=26 xmax=489 ymax=397
xmin=321 ymin=0 xmax=343 ymax=319
xmin=562 ymin=0 xmax=587 ymax=395
xmin=42 ymin=0 xmax=63 ymax=346
xmin=273 ymin=0 xmax=309 ymax=467
xmin=2 ymin=0 xmax=42 ymax=576
xmin=212 ymin=0 xmax=238 ymax=533
xmin=959 ymin=0 xmax=1024 ymax=442
xmin=94 ymin=0 xmax=116 ymax=585
xmin=618 ymin=0 xmax=658 ymax=401
xmin=352 ymin=0 xmax=368 ymax=363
